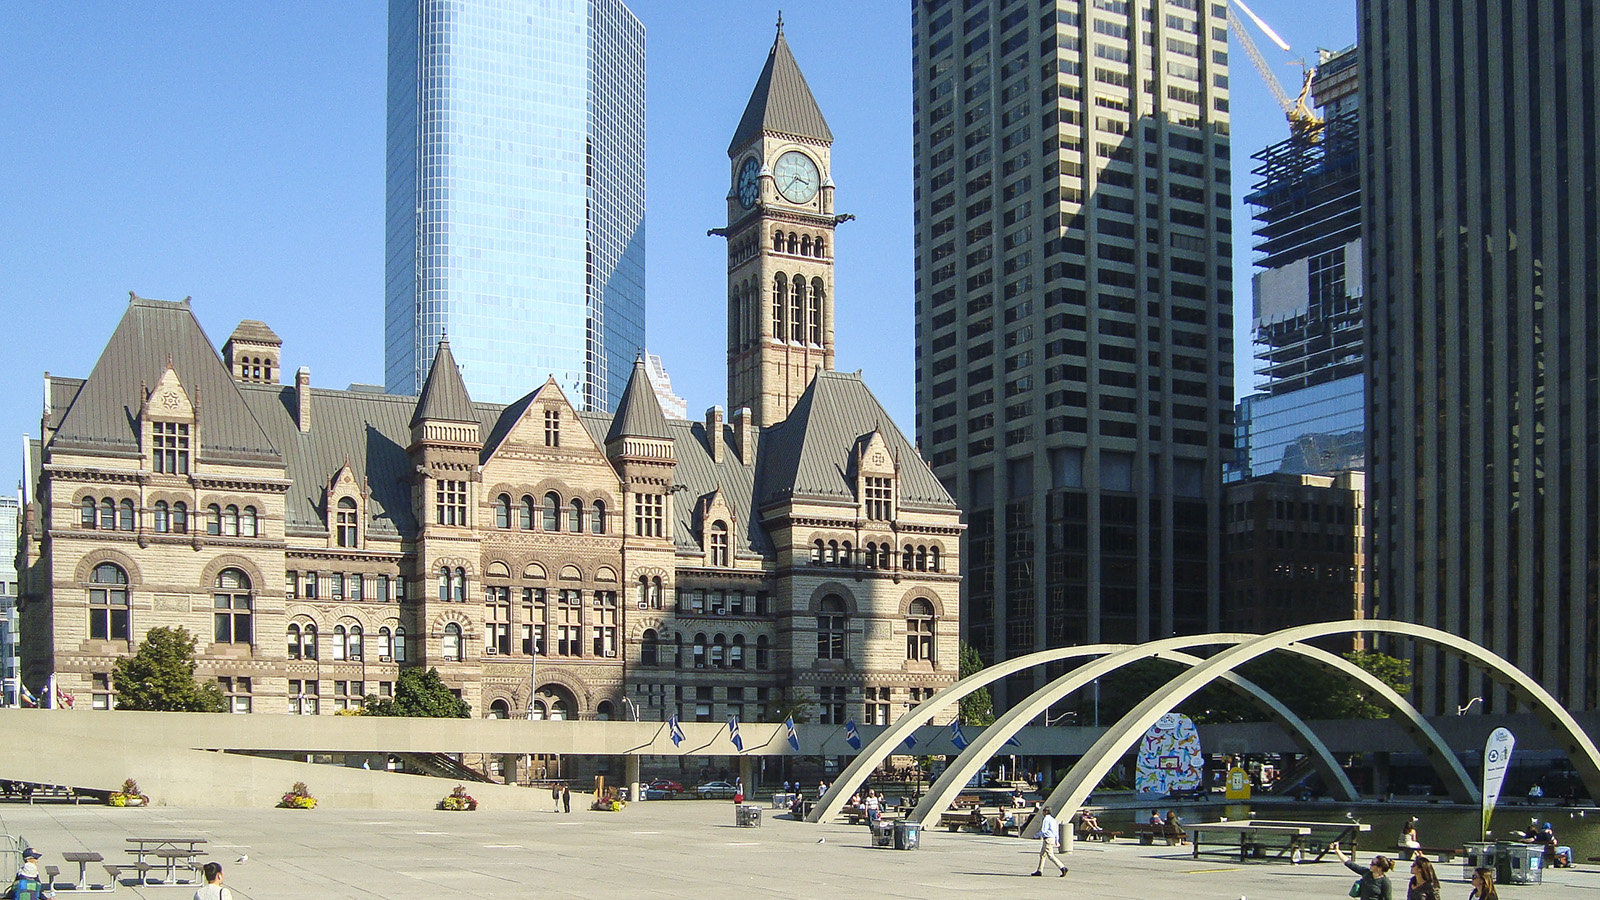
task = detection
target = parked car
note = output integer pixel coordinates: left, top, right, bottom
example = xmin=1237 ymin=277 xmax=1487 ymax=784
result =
xmin=649 ymin=779 xmax=683 ymax=793
xmin=695 ymin=781 xmax=740 ymax=799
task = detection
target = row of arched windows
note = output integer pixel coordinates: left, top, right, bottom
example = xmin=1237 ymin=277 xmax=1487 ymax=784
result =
xmin=772 ymin=273 xmax=825 ymax=345
xmin=492 ymin=493 xmax=607 ymax=534
xmin=287 ymin=621 xmax=407 ymax=663
xmin=808 ymin=540 xmax=942 ymax=572
xmin=773 ymin=230 xmax=827 ymax=258
xmin=78 ymin=497 xmax=260 ymax=538
xmin=237 ymin=355 xmax=275 ymax=382
xmin=438 ymin=567 xmax=469 ymax=602
xmin=639 ymin=629 xmax=772 ymax=671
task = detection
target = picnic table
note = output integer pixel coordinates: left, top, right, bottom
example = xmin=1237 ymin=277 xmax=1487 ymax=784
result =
xmin=59 ymin=851 xmax=105 ymax=889
xmin=1188 ymin=819 xmax=1370 ymax=864
xmin=126 ymin=837 xmax=207 ymax=885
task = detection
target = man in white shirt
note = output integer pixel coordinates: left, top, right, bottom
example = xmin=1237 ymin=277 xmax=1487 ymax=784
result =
xmin=1032 ymin=806 xmax=1068 ymax=877
xmin=193 ymin=862 xmax=231 ymax=900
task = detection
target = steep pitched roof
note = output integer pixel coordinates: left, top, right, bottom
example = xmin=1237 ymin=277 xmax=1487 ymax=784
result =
xmin=225 ymin=320 xmax=281 ymax=346
xmin=409 ymin=338 xmax=477 ymax=426
xmin=605 ymin=357 xmax=671 ymax=443
xmin=755 ymin=370 xmax=956 ymax=511
xmin=728 ymin=27 xmax=834 ymax=153
xmin=49 ymin=296 xmax=280 ymax=465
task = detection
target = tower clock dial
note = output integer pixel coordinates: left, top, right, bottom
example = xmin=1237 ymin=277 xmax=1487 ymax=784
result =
xmin=774 ymin=151 xmax=820 ymax=203
xmin=737 ymin=157 xmax=761 ymax=209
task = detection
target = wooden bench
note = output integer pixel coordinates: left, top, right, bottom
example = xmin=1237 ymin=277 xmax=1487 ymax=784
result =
xmin=1076 ymin=828 xmax=1124 ymax=842
xmin=1132 ymin=823 xmax=1189 ymax=845
xmin=1397 ymin=845 xmax=1465 ymax=863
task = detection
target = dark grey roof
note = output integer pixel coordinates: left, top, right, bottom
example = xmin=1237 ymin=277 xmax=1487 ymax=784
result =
xmin=728 ymin=29 xmax=834 ymax=153
xmin=606 ymin=357 xmax=670 ymax=443
xmin=755 ymin=371 xmax=956 ymax=511
xmin=45 ymin=377 xmax=85 ymax=433
xmin=50 ymin=297 xmax=281 ymax=465
xmin=225 ymin=320 xmax=282 ymax=346
xmin=409 ymin=339 xmax=477 ymax=426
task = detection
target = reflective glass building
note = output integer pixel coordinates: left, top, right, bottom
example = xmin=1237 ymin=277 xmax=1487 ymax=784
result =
xmin=386 ymin=0 xmax=646 ymax=411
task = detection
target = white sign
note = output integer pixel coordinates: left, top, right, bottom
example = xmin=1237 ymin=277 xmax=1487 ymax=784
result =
xmin=1482 ymin=727 xmax=1515 ymax=840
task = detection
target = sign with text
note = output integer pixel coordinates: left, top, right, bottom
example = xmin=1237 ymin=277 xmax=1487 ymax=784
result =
xmin=1481 ymin=727 xmax=1515 ymax=840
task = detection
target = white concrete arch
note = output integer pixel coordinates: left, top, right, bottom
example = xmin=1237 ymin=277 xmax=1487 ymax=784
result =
xmin=1025 ymin=620 xmax=1600 ymax=838
xmin=909 ymin=635 xmax=1454 ymax=826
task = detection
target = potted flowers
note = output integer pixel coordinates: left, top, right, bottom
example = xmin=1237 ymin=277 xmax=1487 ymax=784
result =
xmin=109 ymin=779 xmax=148 ymax=807
xmin=278 ymin=782 xmax=317 ymax=809
xmin=438 ymin=784 xmax=478 ymax=811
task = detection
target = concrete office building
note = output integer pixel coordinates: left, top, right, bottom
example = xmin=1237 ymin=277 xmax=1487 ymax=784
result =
xmin=385 ymin=0 xmax=646 ymax=411
xmin=1363 ymin=2 xmax=1600 ymax=712
xmin=1230 ymin=46 xmax=1362 ymax=482
xmin=912 ymin=0 xmax=1234 ymax=708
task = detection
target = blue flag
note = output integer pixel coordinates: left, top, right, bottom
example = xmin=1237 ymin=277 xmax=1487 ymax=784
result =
xmin=668 ymin=714 xmax=685 ymax=747
xmin=903 ymin=733 xmax=919 ymax=750
xmin=948 ymin=720 xmax=968 ymax=750
xmin=844 ymin=719 xmax=862 ymax=750
xmin=785 ymin=716 xmax=801 ymax=753
xmin=728 ymin=716 xmax=743 ymax=752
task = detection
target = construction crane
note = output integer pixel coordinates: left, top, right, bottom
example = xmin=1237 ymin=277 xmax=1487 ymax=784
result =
xmin=1226 ymin=0 xmax=1322 ymax=139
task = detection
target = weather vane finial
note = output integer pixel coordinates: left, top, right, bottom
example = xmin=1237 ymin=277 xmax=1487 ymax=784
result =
xmin=776 ymin=10 xmax=784 ymax=35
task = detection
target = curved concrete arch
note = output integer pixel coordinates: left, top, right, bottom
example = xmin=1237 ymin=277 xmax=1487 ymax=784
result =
xmin=910 ymin=634 xmax=1446 ymax=825
xmin=1029 ymin=621 xmax=1600 ymax=838
xmin=806 ymin=643 xmax=1132 ymax=823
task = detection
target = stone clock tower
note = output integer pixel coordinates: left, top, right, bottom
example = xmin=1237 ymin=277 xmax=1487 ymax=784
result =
xmin=722 ymin=22 xmax=837 ymax=427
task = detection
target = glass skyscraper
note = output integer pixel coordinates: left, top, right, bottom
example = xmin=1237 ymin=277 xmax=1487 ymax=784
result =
xmin=386 ymin=0 xmax=645 ymax=411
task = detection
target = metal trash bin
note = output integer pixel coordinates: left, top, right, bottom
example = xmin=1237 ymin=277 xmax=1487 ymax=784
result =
xmin=1463 ymin=842 xmax=1498 ymax=882
xmin=1498 ymin=843 xmax=1543 ymax=885
xmin=870 ymin=822 xmax=894 ymax=848
xmin=772 ymin=792 xmax=794 ymax=809
xmin=894 ymin=820 xmax=922 ymax=850
xmin=736 ymin=804 xmax=762 ymax=827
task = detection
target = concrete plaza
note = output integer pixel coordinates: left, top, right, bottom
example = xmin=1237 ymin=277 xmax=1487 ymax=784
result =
xmin=2 ymin=797 xmax=1597 ymax=899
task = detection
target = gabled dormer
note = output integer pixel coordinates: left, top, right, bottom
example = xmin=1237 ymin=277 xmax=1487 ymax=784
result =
xmin=141 ymin=362 xmax=197 ymax=477
xmin=851 ymin=430 xmax=898 ymax=523
xmin=324 ymin=461 xmax=368 ymax=550
xmin=481 ymin=377 xmax=606 ymax=464
xmin=696 ymin=488 xmax=737 ymax=569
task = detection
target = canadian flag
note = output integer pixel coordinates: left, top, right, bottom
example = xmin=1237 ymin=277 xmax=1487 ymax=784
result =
xmin=56 ymin=688 xmax=75 ymax=709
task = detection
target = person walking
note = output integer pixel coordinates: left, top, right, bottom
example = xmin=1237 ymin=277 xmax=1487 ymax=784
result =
xmin=1468 ymin=867 xmax=1498 ymax=900
xmin=1332 ymin=842 xmax=1394 ymax=900
xmin=1404 ymin=856 xmax=1440 ymax=900
xmin=552 ymin=782 xmax=562 ymax=812
xmin=192 ymin=862 xmax=233 ymax=900
xmin=562 ymin=784 xmax=572 ymax=813
xmin=1031 ymin=805 xmax=1069 ymax=877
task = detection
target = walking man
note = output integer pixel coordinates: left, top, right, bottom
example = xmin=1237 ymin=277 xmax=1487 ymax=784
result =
xmin=1032 ymin=806 xmax=1068 ymax=877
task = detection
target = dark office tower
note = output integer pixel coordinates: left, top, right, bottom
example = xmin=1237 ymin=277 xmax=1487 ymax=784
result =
xmin=1363 ymin=1 xmax=1600 ymax=713
xmin=912 ymin=0 xmax=1234 ymax=709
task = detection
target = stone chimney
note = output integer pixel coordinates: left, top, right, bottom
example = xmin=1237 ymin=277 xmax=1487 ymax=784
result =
xmin=706 ymin=406 xmax=724 ymax=463
xmin=295 ymin=367 xmax=312 ymax=433
xmin=731 ymin=407 xmax=755 ymax=466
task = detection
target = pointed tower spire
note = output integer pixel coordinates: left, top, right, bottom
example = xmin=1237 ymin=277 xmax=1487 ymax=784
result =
xmin=410 ymin=338 xmax=477 ymax=427
xmin=728 ymin=25 xmax=833 ymax=153
xmin=607 ymin=356 xmax=671 ymax=444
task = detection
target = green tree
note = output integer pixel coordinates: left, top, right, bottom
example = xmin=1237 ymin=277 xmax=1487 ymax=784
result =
xmin=958 ymin=643 xmax=995 ymax=726
xmin=112 ymin=626 xmax=226 ymax=712
xmin=1330 ymin=650 xmax=1412 ymax=719
xmin=362 ymin=667 xmax=471 ymax=718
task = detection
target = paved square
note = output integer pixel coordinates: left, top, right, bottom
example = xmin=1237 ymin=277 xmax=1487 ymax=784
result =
xmin=3 ymin=798 xmax=1598 ymax=899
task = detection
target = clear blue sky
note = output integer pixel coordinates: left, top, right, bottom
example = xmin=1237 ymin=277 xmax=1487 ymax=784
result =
xmin=0 ymin=1 xmax=1353 ymax=495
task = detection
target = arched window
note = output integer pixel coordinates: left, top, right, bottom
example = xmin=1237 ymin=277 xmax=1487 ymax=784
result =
xmin=878 ymin=544 xmax=892 ymax=568
xmin=864 ymin=541 xmax=876 ymax=568
xmin=730 ymin=634 xmax=745 ymax=669
xmin=520 ymin=495 xmax=535 ymax=530
xmin=488 ymin=699 xmax=510 ymax=719
xmin=817 ymin=595 xmax=847 ymax=660
xmin=242 ymin=505 xmax=259 ymax=538
xmin=392 ymin=626 xmax=406 ymax=662
xmin=825 ymin=540 xmax=838 ymax=565
xmin=569 ymin=498 xmax=584 ymax=532
xmin=172 ymin=501 xmax=188 ymax=534
xmin=641 ymin=628 xmax=659 ymax=666
xmin=88 ymin=562 xmax=130 ymax=640
xmin=800 ymin=235 xmax=812 ymax=256
xmin=529 ymin=700 xmax=547 ymax=721
xmin=773 ymin=229 xmax=784 ymax=251
xmin=772 ymin=273 xmax=787 ymax=336
xmin=454 ymin=567 xmax=467 ymax=602
xmin=756 ymin=634 xmax=771 ymax=670
xmin=692 ymin=633 xmax=707 ymax=669
xmin=118 ymin=498 xmax=135 ymax=532
xmin=812 ymin=539 xmax=825 ymax=564
xmin=591 ymin=500 xmax=606 ymax=534
xmin=333 ymin=625 xmax=348 ymax=660
xmin=442 ymin=623 xmax=462 ymax=661
xmin=710 ymin=521 xmax=729 ymax=566
xmin=710 ymin=634 xmax=725 ymax=669
xmin=907 ymin=598 xmax=935 ymax=661
xmin=154 ymin=501 xmax=170 ymax=533
xmin=596 ymin=700 xmax=614 ymax=721
xmin=548 ymin=697 xmax=568 ymax=720
xmin=288 ymin=623 xmax=302 ymax=660
xmin=494 ymin=494 xmax=511 ymax=530
xmin=916 ymin=546 xmax=928 ymax=571
xmin=814 ymin=236 xmax=826 ymax=257
xmin=929 ymin=546 xmax=941 ymax=572
xmin=213 ymin=568 xmax=253 ymax=644
xmin=221 ymin=504 xmax=239 ymax=537
xmin=206 ymin=503 xmax=221 ymax=535
xmin=81 ymin=496 xmax=96 ymax=528
xmin=790 ymin=274 xmax=805 ymax=341
xmin=100 ymin=498 xmax=117 ymax=530
xmin=348 ymin=624 xmax=363 ymax=660
xmin=638 ymin=575 xmax=650 ymax=610
xmin=377 ymin=626 xmax=392 ymax=661
xmin=335 ymin=497 xmax=356 ymax=546
xmin=302 ymin=623 xmax=318 ymax=660
xmin=438 ymin=566 xmax=450 ymax=601
xmin=650 ymin=576 xmax=663 ymax=609
xmin=840 ymin=541 xmax=853 ymax=566
xmin=903 ymin=545 xmax=915 ymax=570
xmin=543 ymin=492 xmax=561 ymax=531
xmin=809 ymin=278 xmax=825 ymax=343
xmin=787 ymin=232 xmax=799 ymax=254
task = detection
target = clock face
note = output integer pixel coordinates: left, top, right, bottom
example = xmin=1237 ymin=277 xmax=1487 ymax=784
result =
xmin=774 ymin=151 xmax=820 ymax=204
xmin=737 ymin=157 xmax=760 ymax=209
